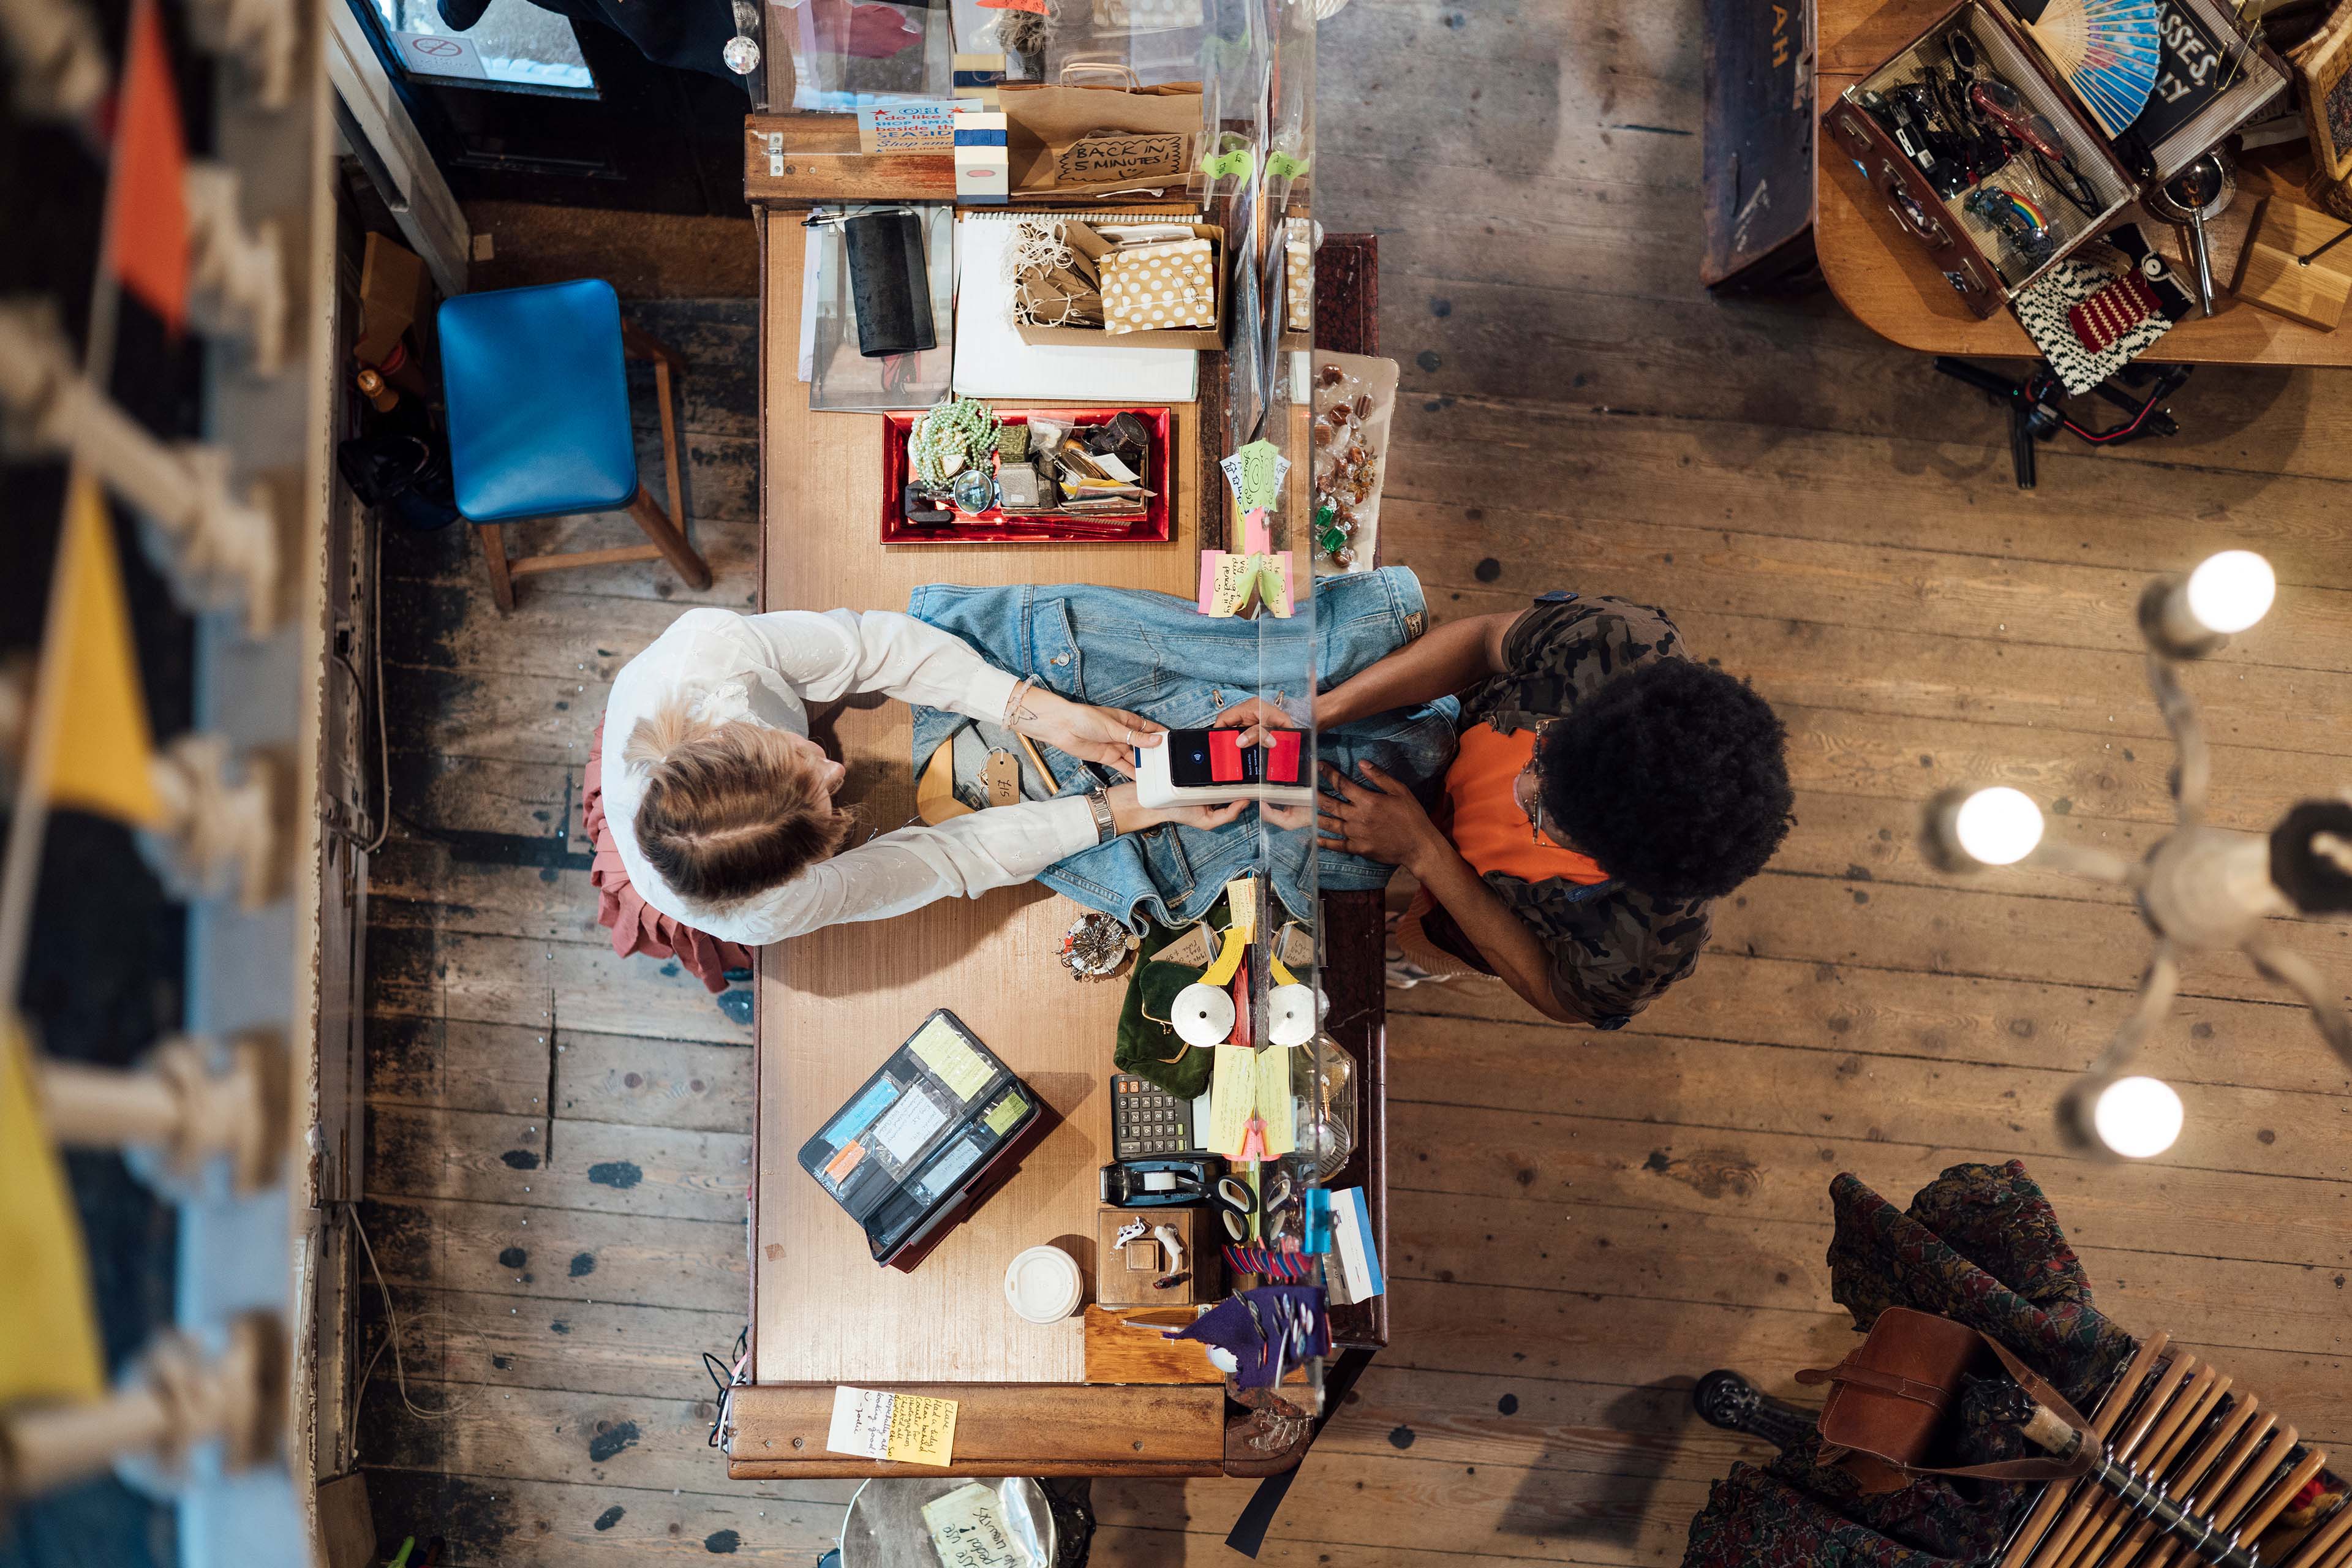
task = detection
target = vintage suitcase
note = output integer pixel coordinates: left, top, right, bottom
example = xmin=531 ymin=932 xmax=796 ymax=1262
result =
xmin=1822 ymin=0 xmax=2140 ymax=316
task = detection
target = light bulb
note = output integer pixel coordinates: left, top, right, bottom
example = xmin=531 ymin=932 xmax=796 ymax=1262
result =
xmin=2091 ymin=1075 xmax=2184 ymax=1159
xmin=2185 ymin=551 xmax=2275 ymax=634
xmin=1952 ymin=787 xmax=2043 ymax=866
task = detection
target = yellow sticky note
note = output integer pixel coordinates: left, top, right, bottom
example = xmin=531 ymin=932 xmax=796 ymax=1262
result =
xmin=1199 ymin=927 xmax=1246 ymax=987
xmin=910 ymin=1016 xmax=993 ymax=1104
xmin=1207 ymin=1042 xmax=1257 ymax=1157
xmin=1224 ymin=878 xmax=1258 ymax=942
xmin=888 ymin=1393 xmax=959 ymax=1466
xmin=983 ymin=1090 xmax=1027 ymax=1136
xmin=1207 ymin=551 xmax=1256 ymax=617
xmin=1256 ymin=1045 xmax=1297 ymax=1158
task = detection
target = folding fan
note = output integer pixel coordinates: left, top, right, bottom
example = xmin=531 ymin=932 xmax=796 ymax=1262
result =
xmin=2029 ymin=0 xmax=2164 ymax=135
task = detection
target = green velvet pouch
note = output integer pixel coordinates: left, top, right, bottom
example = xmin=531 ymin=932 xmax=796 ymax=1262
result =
xmin=1111 ymin=903 xmax=1316 ymax=1098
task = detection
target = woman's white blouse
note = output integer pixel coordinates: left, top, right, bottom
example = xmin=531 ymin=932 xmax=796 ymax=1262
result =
xmin=600 ymin=608 xmax=1098 ymax=945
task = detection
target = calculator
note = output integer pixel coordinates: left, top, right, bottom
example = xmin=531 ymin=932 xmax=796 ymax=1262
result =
xmin=1111 ymin=1074 xmax=1212 ymax=1158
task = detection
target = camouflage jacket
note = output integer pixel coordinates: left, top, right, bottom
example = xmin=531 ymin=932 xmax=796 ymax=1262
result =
xmin=1420 ymin=592 xmax=1711 ymax=1029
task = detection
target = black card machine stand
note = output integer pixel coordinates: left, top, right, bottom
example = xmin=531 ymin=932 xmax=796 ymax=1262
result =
xmin=799 ymin=1009 xmax=1049 ymax=1271
xmin=842 ymin=209 xmax=937 ymax=360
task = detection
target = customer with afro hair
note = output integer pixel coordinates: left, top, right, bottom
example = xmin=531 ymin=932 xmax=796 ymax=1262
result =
xmin=1221 ymin=592 xmax=1792 ymax=1027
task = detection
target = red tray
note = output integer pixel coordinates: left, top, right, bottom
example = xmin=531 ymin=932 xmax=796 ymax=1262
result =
xmin=880 ymin=405 xmax=1175 ymax=545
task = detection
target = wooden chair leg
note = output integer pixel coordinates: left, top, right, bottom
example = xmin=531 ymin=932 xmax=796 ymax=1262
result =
xmin=652 ymin=356 xmax=686 ymax=543
xmin=626 ymin=485 xmax=713 ymax=590
xmin=622 ymin=320 xmax=692 ymax=587
xmin=475 ymin=521 xmax=517 ymax=612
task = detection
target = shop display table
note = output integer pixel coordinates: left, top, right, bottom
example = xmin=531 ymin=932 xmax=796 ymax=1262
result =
xmin=1814 ymin=0 xmax=2352 ymax=366
xmin=725 ymin=214 xmax=1388 ymax=1480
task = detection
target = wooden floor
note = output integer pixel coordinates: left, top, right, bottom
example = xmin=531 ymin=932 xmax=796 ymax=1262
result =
xmin=355 ymin=2 xmax=2352 ymax=1561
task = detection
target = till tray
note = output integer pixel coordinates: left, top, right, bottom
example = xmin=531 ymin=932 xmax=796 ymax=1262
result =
xmin=881 ymin=405 xmax=1175 ymax=546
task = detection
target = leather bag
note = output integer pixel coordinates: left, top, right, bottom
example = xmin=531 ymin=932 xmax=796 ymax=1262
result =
xmin=1796 ymin=1307 xmax=2098 ymax=1493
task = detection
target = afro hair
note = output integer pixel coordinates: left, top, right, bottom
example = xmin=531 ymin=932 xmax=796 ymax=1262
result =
xmin=1534 ymin=659 xmax=1792 ymax=902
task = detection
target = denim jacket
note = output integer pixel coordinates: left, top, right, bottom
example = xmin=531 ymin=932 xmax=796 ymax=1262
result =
xmin=907 ymin=567 xmax=1460 ymax=931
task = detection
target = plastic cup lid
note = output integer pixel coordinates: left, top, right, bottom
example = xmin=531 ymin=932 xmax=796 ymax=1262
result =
xmin=1004 ymin=1245 xmax=1083 ymax=1323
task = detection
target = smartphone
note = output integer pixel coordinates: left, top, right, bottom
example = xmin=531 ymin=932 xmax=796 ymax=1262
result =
xmin=1134 ymin=727 xmax=1315 ymax=808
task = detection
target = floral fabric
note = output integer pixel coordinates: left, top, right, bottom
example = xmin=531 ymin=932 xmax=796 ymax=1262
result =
xmin=1679 ymin=1161 xmax=2138 ymax=1568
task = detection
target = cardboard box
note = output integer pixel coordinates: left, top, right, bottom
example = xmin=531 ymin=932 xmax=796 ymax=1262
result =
xmin=1014 ymin=221 xmax=1227 ymax=350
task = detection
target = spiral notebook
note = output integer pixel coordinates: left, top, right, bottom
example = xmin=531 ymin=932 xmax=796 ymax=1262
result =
xmin=951 ymin=211 xmax=1199 ymax=403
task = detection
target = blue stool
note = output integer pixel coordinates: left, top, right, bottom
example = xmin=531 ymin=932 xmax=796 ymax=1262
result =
xmin=437 ymin=279 xmax=712 ymax=611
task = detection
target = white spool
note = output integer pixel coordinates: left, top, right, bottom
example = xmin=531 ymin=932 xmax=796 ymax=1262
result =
xmin=1171 ymin=982 xmax=1237 ymax=1047
xmin=1267 ymin=984 xmax=1318 ymax=1047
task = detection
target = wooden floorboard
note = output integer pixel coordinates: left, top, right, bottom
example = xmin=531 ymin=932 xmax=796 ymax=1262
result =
xmin=355 ymin=2 xmax=2352 ymax=1560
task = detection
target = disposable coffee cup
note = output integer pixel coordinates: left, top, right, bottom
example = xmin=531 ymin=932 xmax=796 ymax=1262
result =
xmin=1003 ymin=1245 xmax=1085 ymax=1324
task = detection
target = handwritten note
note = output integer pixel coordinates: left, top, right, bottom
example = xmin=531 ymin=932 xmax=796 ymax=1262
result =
xmin=1207 ymin=1042 xmax=1257 ymax=1156
xmin=1206 ymin=1042 xmax=1299 ymax=1161
xmin=827 ymin=1385 xmax=960 ymax=1466
xmin=1197 ymin=550 xmax=1294 ymax=619
xmin=1224 ymin=878 xmax=1259 ymax=942
xmin=1237 ymin=440 xmax=1286 ymax=511
xmin=1057 ymin=132 xmax=1188 ymax=186
xmin=911 ymin=1015 xmax=993 ymax=1104
xmin=922 ymin=1483 xmax=1036 ymax=1568
xmin=982 ymin=1089 xmax=1027 ymax=1136
xmin=1219 ymin=445 xmax=1292 ymax=507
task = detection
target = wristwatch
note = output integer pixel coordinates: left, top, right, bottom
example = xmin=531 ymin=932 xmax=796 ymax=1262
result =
xmin=1085 ymin=786 xmax=1117 ymax=845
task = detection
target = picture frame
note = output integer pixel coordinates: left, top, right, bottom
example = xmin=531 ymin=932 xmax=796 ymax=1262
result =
xmin=2291 ymin=0 xmax=2352 ymax=184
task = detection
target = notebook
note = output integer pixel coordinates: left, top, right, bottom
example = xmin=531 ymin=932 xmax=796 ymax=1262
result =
xmin=951 ymin=211 xmax=1199 ymax=402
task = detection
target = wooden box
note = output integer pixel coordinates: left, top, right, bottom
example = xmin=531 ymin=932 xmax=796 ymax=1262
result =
xmin=1095 ymin=1204 xmax=1217 ymax=1310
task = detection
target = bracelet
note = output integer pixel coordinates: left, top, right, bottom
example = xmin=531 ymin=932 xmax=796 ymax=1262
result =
xmin=1003 ymin=675 xmax=1038 ymax=728
xmin=1085 ymin=786 xmax=1117 ymax=845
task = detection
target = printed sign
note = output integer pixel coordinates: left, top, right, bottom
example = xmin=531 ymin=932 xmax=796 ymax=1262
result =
xmin=857 ymin=104 xmax=958 ymax=156
xmin=393 ymin=30 xmax=486 ymax=80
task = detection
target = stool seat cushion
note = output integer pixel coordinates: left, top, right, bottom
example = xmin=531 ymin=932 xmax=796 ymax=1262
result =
xmin=439 ymin=279 xmax=640 ymax=522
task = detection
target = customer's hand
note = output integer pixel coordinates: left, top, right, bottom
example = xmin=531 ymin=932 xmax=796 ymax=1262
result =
xmin=1015 ymin=690 xmax=1164 ymax=776
xmin=1211 ymin=696 xmax=1305 ymax=748
xmin=1317 ymin=761 xmax=1446 ymax=870
xmin=1104 ymin=781 xmax=1250 ymax=835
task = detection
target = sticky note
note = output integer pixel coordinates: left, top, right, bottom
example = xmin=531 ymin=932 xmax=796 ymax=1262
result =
xmin=1202 ymin=551 xmax=1257 ymax=617
xmin=1241 ymin=506 xmax=1272 ymax=555
xmin=1236 ymin=440 xmax=1286 ymax=511
xmin=983 ymin=1090 xmax=1027 ymax=1136
xmin=911 ymin=1016 xmax=994 ymax=1102
xmin=1255 ymin=1044 xmax=1296 ymax=1157
xmin=1207 ymin=1042 xmax=1257 ymax=1156
xmin=828 ymin=1385 xmax=960 ymax=1466
xmin=888 ymin=1393 xmax=959 ymax=1466
xmin=1224 ymin=878 xmax=1259 ymax=941
xmin=923 ymin=1483 xmax=1030 ymax=1568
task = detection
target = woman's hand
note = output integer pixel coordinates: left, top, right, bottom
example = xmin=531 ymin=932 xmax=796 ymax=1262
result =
xmin=1317 ymin=761 xmax=1446 ymax=870
xmin=1014 ymin=690 xmax=1164 ymax=776
xmin=1104 ymin=781 xmax=1249 ymax=835
xmin=1211 ymin=695 xmax=1305 ymax=748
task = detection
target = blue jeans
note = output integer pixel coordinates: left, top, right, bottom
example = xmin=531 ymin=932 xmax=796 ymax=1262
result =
xmin=908 ymin=567 xmax=1460 ymax=930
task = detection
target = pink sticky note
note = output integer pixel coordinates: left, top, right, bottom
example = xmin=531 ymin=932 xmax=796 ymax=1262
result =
xmin=1197 ymin=550 xmax=1221 ymax=612
xmin=1242 ymin=507 xmax=1272 ymax=556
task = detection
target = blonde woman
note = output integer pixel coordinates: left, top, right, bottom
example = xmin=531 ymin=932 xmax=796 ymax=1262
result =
xmin=596 ymin=606 xmax=1244 ymax=951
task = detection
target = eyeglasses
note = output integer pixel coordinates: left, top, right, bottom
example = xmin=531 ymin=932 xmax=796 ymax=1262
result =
xmin=1524 ymin=741 xmax=1548 ymax=843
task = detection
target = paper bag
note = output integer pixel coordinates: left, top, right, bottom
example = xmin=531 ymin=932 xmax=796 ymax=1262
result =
xmin=999 ymin=80 xmax=1204 ymax=197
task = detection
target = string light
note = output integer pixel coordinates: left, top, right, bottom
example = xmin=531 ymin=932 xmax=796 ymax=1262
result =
xmin=1952 ymin=787 xmax=2044 ymax=866
xmin=2184 ymin=551 xmax=2275 ymax=635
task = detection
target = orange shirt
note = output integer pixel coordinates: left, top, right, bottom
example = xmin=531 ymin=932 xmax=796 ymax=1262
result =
xmin=1443 ymin=723 xmax=1611 ymax=886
